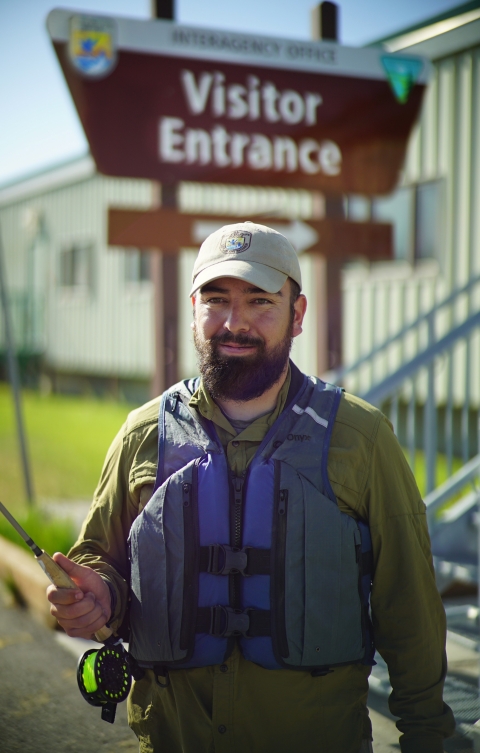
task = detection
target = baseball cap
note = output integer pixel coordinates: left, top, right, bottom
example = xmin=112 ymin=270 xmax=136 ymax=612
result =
xmin=190 ymin=221 xmax=302 ymax=296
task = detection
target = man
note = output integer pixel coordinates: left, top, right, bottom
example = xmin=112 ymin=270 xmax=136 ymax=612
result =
xmin=47 ymin=222 xmax=454 ymax=753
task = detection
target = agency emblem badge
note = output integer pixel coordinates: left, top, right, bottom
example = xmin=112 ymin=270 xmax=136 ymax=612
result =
xmin=69 ymin=15 xmax=117 ymax=78
xmin=222 ymin=231 xmax=252 ymax=254
xmin=381 ymin=55 xmax=423 ymax=104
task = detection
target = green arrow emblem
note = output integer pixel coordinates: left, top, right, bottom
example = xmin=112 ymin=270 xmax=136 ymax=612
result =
xmin=381 ymin=55 xmax=424 ymax=104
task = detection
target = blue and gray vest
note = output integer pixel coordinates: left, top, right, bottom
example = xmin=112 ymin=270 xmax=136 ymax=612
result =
xmin=128 ymin=371 xmax=374 ymax=673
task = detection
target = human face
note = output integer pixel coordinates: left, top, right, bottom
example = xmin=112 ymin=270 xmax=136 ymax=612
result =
xmin=192 ymin=277 xmax=306 ymax=401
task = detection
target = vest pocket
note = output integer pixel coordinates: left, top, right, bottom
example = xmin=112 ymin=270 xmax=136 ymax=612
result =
xmin=128 ymin=459 xmax=199 ymax=665
xmin=275 ymin=463 xmax=364 ymax=669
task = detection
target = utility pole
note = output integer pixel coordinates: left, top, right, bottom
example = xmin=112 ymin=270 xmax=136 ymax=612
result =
xmin=0 ymin=224 xmax=35 ymax=504
xmin=150 ymin=0 xmax=179 ymax=397
xmin=311 ymin=2 xmax=345 ymax=371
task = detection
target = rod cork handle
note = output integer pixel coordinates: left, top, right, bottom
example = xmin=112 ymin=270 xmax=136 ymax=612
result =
xmin=37 ymin=551 xmax=113 ymax=642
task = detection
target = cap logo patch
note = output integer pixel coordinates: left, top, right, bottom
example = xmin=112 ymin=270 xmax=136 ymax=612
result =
xmin=222 ymin=231 xmax=252 ymax=254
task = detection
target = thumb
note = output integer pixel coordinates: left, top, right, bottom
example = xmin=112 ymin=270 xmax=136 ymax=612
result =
xmin=52 ymin=552 xmax=100 ymax=593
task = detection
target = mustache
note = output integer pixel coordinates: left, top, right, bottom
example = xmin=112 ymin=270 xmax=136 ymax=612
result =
xmin=210 ymin=332 xmax=264 ymax=348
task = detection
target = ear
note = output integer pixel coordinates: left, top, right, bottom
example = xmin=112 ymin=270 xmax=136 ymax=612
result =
xmin=190 ymin=295 xmax=196 ymax=329
xmin=292 ymin=294 xmax=307 ymax=338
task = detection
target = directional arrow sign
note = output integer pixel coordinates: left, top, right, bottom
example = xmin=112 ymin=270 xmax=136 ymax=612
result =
xmin=190 ymin=218 xmax=318 ymax=253
xmin=107 ymin=207 xmax=392 ymax=261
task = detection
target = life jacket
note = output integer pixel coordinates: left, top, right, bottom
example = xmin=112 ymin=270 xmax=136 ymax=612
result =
xmin=128 ymin=371 xmax=375 ymax=673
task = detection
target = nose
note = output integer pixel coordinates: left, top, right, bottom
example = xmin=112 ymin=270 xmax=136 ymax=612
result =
xmin=223 ymin=301 xmax=250 ymax=334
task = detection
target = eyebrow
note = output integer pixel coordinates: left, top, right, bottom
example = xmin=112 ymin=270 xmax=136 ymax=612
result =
xmin=200 ymin=284 xmax=283 ymax=297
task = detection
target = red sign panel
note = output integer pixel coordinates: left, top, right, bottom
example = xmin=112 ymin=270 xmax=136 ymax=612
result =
xmin=47 ymin=10 xmax=429 ymax=195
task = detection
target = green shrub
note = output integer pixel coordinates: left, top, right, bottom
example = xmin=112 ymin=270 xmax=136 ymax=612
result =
xmin=0 ymin=507 xmax=77 ymax=556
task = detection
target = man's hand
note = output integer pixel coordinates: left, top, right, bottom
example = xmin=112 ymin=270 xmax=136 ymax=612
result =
xmin=46 ymin=552 xmax=112 ymax=639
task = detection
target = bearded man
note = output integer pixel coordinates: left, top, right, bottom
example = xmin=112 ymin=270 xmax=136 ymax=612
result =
xmin=47 ymin=222 xmax=454 ymax=753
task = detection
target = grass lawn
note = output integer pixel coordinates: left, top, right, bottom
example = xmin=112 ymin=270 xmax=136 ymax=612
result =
xmin=0 ymin=384 xmax=132 ymax=516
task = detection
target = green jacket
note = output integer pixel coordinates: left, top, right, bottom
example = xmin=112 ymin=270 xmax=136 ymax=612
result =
xmin=69 ymin=366 xmax=454 ymax=753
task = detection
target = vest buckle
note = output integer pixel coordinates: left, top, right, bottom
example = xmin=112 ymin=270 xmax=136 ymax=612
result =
xmin=207 ymin=544 xmax=251 ymax=576
xmin=209 ymin=605 xmax=251 ymax=638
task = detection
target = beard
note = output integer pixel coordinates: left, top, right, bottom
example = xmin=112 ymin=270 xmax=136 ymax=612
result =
xmin=193 ymin=324 xmax=293 ymax=402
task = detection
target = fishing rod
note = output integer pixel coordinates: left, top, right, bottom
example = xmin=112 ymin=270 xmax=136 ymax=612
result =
xmin=0 ymin=500 xmax=143 ymax=723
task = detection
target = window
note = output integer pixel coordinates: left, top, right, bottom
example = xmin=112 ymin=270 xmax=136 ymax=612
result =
xmin=415 ymin=180 xmax=443 ymax=261
xmin=371 ymin=180 xmax=443 ymax=263
xmin=373 ymin=187 xmax=414 ymax=261
xmin=59 ymin=243 xmax=94 ymax=289
xmin=124 ymin=249 xmax=151 ymax=284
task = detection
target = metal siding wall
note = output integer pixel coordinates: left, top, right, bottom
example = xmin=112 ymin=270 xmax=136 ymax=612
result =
xmin=290 ymin=254 xmax=317 ymax=376
xmin=343 ymin=39 xmax=480 ymax=408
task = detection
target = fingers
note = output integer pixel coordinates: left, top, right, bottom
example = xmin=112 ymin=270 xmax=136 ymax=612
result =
xmin=45 ymin=555 xmax=112 ymax=637
xmin=51 ymin=553 xmax=111 ymax=610
xmin=46 ymin=583 xmax=83 ymax=606
xmin=49 ymin=590 xmax=109 ymax=639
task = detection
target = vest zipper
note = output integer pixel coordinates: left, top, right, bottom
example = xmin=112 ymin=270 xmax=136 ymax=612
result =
xmin=179 ymin=460 xmax=200 ymax=653
xmin=230 ymin=472 xmax=245 ymax=609
xmin=270 ymin=460 xmax=289 ymax=660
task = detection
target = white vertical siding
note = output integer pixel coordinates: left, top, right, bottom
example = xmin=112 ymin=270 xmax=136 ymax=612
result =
xmin=342 ymin=32 xmax=480 ymax=407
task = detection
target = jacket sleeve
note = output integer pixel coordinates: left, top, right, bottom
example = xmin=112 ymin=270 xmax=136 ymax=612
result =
xmin=364 ymin=414 xmax=455 ymax=752
xmin=68 ymin=411 xmax=158 ymax=635
xmin=329 ymin=398 xmax=455 ymax=753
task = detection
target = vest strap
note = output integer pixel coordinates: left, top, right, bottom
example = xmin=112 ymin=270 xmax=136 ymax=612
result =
xmin=196 ymin=606 xmax=271 ymax=638
xmin=199 ymin=545 xmax=271 ymax=576
xmin=360 ymin=550 xmax=374 ymax=575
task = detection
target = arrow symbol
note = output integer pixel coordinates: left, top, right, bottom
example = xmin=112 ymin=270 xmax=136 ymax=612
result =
xmin=192 ymin=219 xmax=318 ymax=254
xmin=268 ymin=220 xmax=319 ymax=254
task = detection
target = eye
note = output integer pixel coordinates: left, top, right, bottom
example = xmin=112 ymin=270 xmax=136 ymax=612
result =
xmin=252 ymin=297 xmax=273 ymax=305
xmin=204 ymin=296 xmax=228 ymax=305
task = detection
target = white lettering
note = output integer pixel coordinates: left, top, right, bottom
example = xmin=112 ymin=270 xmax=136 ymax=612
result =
xmin=159 ymin=117 xmax=185 ymax=162
xmin=248 ymin=134 xmax=272 ymax=170
xmin=211 ymin=125 xmax=231 ymax=166
xmin=279 ymin=90 xmax=305 ymax=124
xmin=319 ymin=140 xmax=342 ymax=175
xmin=273 ymin=136 xmax=297 ymax=172
xmin=298 ymin=139 xmax=321 ymax=174
xmin=231 ymin=132 xmax=250 ymax=167
xmin=185 ymin=128 xmax=211 ymax=164
xmin=305 ymin=93 xmax=323 ymax=125
xmin=180 ymin=69 xmax=323 ymax=126
xmin=262 ymin=82 xmax=281 ymax=122
xmin=248 ymin=76 xmax=261 ymax=120
xmin=212 ymin=72 xmax=226 ymax=117
xmin=227 ymin=84 xmax=249 ymax=119
xmin=158 ymin=119 xmax=342 ymax=178
xmin=180 ymin=70 xmax=213 ymax=115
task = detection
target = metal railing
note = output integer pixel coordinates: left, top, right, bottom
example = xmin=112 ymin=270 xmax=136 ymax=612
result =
xmin=328 ymin=273 xmax=480 ymax=495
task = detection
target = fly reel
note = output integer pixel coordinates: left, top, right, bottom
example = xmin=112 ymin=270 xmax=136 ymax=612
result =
xmin=77 ymin=643 xmax=132 ymax=724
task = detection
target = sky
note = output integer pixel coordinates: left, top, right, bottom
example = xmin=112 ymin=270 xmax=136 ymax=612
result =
xmin=0 ymin=0 xmax=467 ymax=186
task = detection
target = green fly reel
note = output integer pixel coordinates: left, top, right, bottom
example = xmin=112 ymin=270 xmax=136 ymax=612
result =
xmin=77 ymin=643 xmax=132 ymax=724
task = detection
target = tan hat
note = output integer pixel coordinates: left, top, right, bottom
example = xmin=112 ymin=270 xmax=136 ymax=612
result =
xmin=190 ymin=221 xmax=302 ymax=296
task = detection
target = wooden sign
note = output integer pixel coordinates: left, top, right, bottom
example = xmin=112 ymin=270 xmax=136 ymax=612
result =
xmin=47 ymin=9 xmax=429 ymax=195
xmin=108 ymin=207 xmax=392 ymax=260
